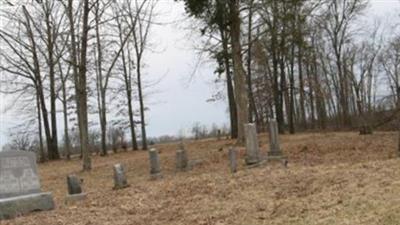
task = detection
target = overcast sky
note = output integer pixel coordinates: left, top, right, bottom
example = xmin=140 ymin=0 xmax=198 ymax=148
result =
xmin=0 ymin=0 xmax=399 ymax=148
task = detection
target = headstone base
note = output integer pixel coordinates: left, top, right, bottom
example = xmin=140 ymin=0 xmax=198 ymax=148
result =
xmin=113 ymin=184 xmax=130 ymax=190
xmin=266 ymin=155 xmax=288 ymax=167
xmin=246 ymin=159 xmax=268 ymax=169
xmin=268 ymin=150 xmax=284 ymax=157
xmin=266 ymin=155 xmax=286 ymax=161
xmin=0 ymin=192 xmax=54 ymax=220
xmin=64 ymin=193 xmax=87 ymax=204
xmin=188 ymin=159 xmax=203 ymax=169
xmin=245 ymin=158 xmax=260 ymax=166
xmin=150 ymin=173 xmax=163 ymax=180
xmin=176 ymin=167 xmax=190 ymax=172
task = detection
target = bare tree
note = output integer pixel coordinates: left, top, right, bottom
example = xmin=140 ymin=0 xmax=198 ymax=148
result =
xmin=115 ymin=7 xmax=139 ymax=150
xmin=321 ymin=0 xmax=368 ymax=126
xmin=380 ymin=36 xmax=400 ymax=156
xmin=76 ymin=0 xmax=92 ymax=170
xmin=122 ymin=0 xmax=157 ymax=150
xmin=0 ymin=1 xmax=66 ymax=160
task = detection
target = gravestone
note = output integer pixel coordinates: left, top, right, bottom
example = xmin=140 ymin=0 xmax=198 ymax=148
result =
xmin=0 ymin=151 xmax=54 ymax=220
xmin=113 ymin=164 xmax=129 ymax=189
xmin=267 ymin=119 xmax=286 ymax=161
xmin=217 ymin=130 xmax=221 ymax=141
xmin=176 ymin=143 xmax=189 ymax=172
xmin=228 ymin=147 xmax=237 ymax=173
xmin=244 ymin=123 xmax=260 ymax=165
xmin=148 ymin=148 xmax=162 ymax=180
xmin=65 ymin=175 xmax=86 ymax=203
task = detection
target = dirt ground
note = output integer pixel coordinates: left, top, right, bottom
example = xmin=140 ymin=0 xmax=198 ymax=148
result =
xmin=2 ymin=132 xmax=400 ymax=225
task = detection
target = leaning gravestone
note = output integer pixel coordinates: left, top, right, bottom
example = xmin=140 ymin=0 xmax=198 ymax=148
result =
xmin=113 ymin=164 xmax=129 ymax=189
xmin=0 ymin=151 xmax=54 ymax=220
xmin=244 ymin=123 xmax=260 ymax=165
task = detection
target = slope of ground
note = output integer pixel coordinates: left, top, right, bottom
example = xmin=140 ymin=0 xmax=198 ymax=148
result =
xmin=3 ymin=132 xmax=400 ymax=225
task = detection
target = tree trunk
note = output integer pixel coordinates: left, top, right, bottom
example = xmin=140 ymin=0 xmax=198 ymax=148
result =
xmin=336 ymin=50 xmax=350 ymax=127
xmin=36 ymin=89 xmax=45 ymax=163
xmin=397 ymin=87 xmax=400 ymax=157
xmin=312 ymin=59 xmax=327 ymax=129
xmin=246 ymin=0 xmax=258 ymax=125
xmin=22 ymin=6 xmax=55 ymax=162
xmin=298 ymin=46 xmax=306 ymax=129
xmin=126 ymin=87 xmax=138 ymax=150
xmin=137 ymin=58 xmax=148 ymax=150
xmin=279 ymin=54 xmax=288 ymax=134
xmin=100 ymin=92 xmax=107 ymax=155
xmin=45 ymin=6 xmax=59 ymax=160
xmin=306 ymin=63 xmax=316 ymax=128
xmin=229 ymin=0 xmax=249 ymax=145
xmin=270 ymin=1 xmax=284 ymax=133
xmin=220 ymin=28 xmax=238 ymax=139
xmin=66 ymin=0 xmax=83 ymax=160
xmin=79 ymin=0 xmax=92 ymax=171
xmin=94 ymin=3 xmax=108 ymax=156
xmin=121 ymin=45 xmax=138 ymax=150
xmin=288 ymin=43 xmax=295 ymax=134
xmin=61 ymin=75 xmax=71 ymax=160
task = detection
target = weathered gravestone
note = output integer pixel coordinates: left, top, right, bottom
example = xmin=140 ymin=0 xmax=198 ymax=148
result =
xmin=176 ymin=143 xmax=189 ymax=172
xmin=267 ymin=119 xmax=286 ymax=161
xmin=65 ymin=175 xmax=86 ymax=204
xmin=245 ymin=123 xmax=260 ymax=165
xmin=0 ymin=151 xmax=54 ymax=220
xmin=228 ymin=147 xmax=237 ymax=173
xmin=148 ymin=148 xmax=162 ymax=180
xmin=113 ymin=164 xmax=129 ymax=189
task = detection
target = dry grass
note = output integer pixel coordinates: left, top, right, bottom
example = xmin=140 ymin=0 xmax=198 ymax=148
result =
xmin=2 ymin=132 xmax=400 ymax=225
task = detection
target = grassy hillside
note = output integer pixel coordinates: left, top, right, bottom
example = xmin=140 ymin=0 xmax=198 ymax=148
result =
xmin=4 ymin=132 xmax=400 ymax=225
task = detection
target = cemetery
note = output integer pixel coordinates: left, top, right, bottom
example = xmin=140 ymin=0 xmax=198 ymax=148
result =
xmin=1 ymin=0 xmax=400 ymax=224
xmin=1 ymin=129 xmax=399 ymax=224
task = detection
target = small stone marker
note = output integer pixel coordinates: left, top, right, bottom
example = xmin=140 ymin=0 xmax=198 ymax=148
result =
xmin=267 ymin=119 xmax=286 ymax=161
xmin=268 ymin=119 xmax=282 ymax=156
xmin=217 ymin=130 xmax=221 ymax=141
xmin=176 ymin=143 xmax=189 ymax=172
xmin=244 ymin=123 xmax=260 ymax=165
xmin=0 ymin=151 xmax=54 ymax=220
xmin=228 ymin=147 xmax=237 ymax=173
xmin=67 ymin=175 xmax=82 ymax=194
xmin=113 ymin=164 xmax=129 ymax=189
xmin=148 ymin=148 xmax=162 ymax=180
xmin=65 ymin=175 xmax=86 ymax=203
